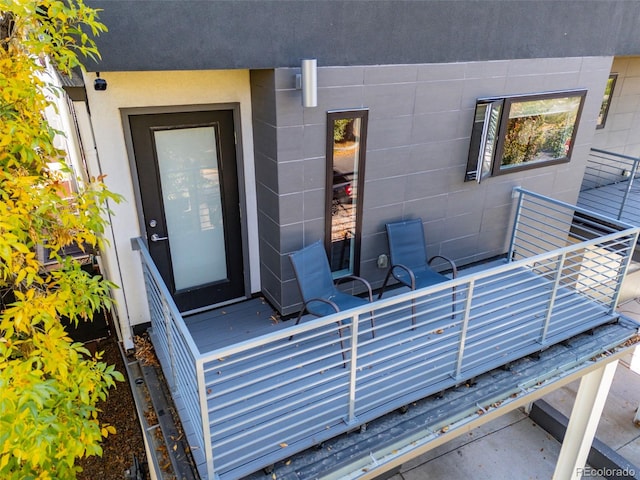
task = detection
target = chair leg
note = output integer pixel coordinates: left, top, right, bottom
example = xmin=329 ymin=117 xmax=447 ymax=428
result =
xmin=377 ymin=269 xmax=395 ymax=300
xmin=451 ymin=286 xmax=457 ymax=320
xmin=369 ymin=311 xmax=376 ymax=339
xmin=337 ymin=320 xmax=347 ymax=368
xmin=288 ymin=310 xmax=305 ymax=342
xmin=411 ymin=297 xmax=417 ymax=330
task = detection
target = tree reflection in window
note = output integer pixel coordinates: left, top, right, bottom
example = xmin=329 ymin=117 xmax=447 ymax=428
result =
xmin=326 ymin=110 xmax=368 ymax=277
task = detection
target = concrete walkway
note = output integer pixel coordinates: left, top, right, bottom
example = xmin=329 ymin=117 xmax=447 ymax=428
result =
xmin=386 ymin=299 xmax=640 ymax=480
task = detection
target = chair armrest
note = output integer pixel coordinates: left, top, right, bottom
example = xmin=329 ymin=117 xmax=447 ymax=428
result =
xmin=428 ymin=255 xmax=458 ymax=278
xmin=378 ymin=263 xmax=416 ymax=298
xmin=335 ymin=275 xmax=373 ymax=302
xmin=390 ymin=264 xmax=417 ymax=290
xmin=304 ymin=297 xmax=340 ymax=314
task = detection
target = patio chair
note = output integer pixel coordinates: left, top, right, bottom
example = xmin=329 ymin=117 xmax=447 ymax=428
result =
xmin=378 ymin=218 xmax=457 ymax=327
xmin=288 ymin=241 xmax=375 ymax=364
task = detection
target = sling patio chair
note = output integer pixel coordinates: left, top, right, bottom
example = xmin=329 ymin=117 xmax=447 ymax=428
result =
xmin=378 ymin=218 xmax=458 ymax=327
xmin=288 ymin=241 xmax=375 ymax=365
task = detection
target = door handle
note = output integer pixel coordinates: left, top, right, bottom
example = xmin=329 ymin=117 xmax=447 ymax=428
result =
xmin=150 ymin=233 xmax=168 ymax=242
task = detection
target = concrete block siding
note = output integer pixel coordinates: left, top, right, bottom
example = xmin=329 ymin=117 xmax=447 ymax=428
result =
xmin=253 ymin=57 xmax=613 ymax=315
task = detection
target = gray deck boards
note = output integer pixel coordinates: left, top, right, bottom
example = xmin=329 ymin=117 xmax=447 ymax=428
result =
xmin=577 ymin=181 xmax=640 ymax=226
xmin=184 ymin=297 xmax=282 ymax=352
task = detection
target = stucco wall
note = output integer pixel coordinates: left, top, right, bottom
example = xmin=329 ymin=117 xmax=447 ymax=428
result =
xmin=82 ymin=70 xmax=258 ymax=338
xmin=258 ymin=57 xmax=613 ymax=315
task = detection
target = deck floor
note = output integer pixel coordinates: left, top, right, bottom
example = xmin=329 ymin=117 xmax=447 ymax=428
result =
xmin=183 ymin=260 xmax=506 ymax=353
xmin=184 ymin=296 xmax=285 ymax=353
xmin=577 ymin=180 xmax=640 ymax=226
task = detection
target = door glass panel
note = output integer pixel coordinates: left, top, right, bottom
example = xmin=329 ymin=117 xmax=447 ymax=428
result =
xmin=154 ymin=126 xmax=227 ymax=290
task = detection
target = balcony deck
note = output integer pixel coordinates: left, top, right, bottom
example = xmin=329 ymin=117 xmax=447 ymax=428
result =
xmin=165 ymin=266 xmax=621 ymax=479
xmin=577 ymin=148 xmax=640 ymax=226
xmin=577 ymin=179 xmax=640 ymax=226
xmin=135 ymin=188 xmax=640 ymax=480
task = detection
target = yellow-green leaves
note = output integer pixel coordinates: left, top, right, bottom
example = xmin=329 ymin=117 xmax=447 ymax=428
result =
xmin=0 ymin=1 xmax=122 ymax=478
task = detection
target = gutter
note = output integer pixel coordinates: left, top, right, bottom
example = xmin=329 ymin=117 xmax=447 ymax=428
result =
xmin=119 ymin=342 xmax=199 ymax=480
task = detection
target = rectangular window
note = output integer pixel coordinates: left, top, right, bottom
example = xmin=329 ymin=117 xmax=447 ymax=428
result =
xmin=326 ymin=109 xmax=368 ymax=277
xmin=596 ymin=74 xmax=617 ymax=129
xmin=465 ymin=89 xmax=586 ymax=182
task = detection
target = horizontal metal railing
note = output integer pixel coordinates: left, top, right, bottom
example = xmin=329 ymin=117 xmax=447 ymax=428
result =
xmin=134 ymin=189 xmax=640 ymax=480
xmin=132 ymin=238 xmax=206 ymax=460
xmin=577 ymin=147 xmax=640 ymax=223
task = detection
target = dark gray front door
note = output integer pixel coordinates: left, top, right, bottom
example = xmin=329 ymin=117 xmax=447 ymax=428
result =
xmin=130 ymin=110 xmax=244 ymax=312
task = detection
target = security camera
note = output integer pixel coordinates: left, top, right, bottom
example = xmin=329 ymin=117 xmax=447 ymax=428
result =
xmin=94 ymin=77 xmax=107 ymax=91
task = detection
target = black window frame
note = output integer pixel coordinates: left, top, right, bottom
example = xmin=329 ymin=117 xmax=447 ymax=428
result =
xmin=596 ymin=73 xmax=617 ymax=129
xmin=325 ymin=109 xmax=368 ymax=278
xmin=465 ymin=89 xmax=587 ymax=182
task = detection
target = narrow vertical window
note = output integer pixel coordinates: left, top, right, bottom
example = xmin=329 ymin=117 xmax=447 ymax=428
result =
xmin=596 ymin=73 xmax=617 ymax=129
xmin=326 ymin=109 xmax=368 ymax=277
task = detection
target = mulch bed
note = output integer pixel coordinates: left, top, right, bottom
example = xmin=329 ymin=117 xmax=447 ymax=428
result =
xmin=76 ymin=336 xmax=149 ymax=479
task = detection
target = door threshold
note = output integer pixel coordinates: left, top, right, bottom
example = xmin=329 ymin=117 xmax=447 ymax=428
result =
xmin=181 ymin=296 xmax=249 ymax=317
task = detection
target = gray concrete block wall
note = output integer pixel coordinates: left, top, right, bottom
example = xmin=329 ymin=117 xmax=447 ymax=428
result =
xmin=255 ymin=57 xmax=613 ymax=315
xmin=251 ymin=70 xmax=284 ymax=312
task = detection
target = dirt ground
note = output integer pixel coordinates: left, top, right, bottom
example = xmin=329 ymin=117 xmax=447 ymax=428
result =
xmin=76 ymin=336 xmax=149 ymax=479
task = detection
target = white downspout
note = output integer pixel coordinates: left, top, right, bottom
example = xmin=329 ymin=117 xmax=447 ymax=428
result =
xmin=72 ymin=101 xmax=135 ymax=350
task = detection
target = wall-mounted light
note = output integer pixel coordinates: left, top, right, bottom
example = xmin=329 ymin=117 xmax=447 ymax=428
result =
xmin=295 ymin=59 xmax=317 ymax=108
xmin=94 ymin=72 xmax=107 ymax=91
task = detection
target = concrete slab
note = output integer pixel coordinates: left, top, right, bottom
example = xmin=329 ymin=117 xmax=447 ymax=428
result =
xmin=398 ymin=410 xmax=565 ymax=480
xmin=542 ymin=364 xmax=640 ymax=451
xmin=399 ymin=409 xmax=529 ymax=471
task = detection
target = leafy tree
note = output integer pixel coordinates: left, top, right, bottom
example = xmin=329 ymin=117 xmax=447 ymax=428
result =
xmin=0 ymin=1 xmax=124 ymax=478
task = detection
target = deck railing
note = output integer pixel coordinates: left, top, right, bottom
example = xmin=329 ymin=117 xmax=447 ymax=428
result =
xmin=133 ymin=238 xmax=206 ymax=458
xmin=577 ymin=147 xmax=640 ymax=222
xmin=134 ymin=188 xmax=639 ymax=480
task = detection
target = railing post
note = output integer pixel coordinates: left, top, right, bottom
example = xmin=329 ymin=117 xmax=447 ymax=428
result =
xmin=197 ymin=359 xmax=216 ymax=480
xmin=618 ymin=157 xmax=639 ymax=220
xmin=540 ymin=253 xmax=565 ymax=344
xmin=508 ymin=187 xmax=524 ymax=262
xmin=454 ymin=281 xmax=474 ymax=380
xmin=162 ymin=295 xmax=179 ymax=392
xmin=610 ymin=230 xmax=640 ymax=313
xmin=347 ymin=313 xmax=359 ymax=425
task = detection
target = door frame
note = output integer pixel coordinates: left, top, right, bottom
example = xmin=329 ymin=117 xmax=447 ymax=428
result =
xmin=122 ymin=103 xmax=251 ymax=312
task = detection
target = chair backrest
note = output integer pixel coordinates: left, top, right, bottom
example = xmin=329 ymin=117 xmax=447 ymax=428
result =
xmin=385 ymin=218 xmax=428 ymax=269
xmin=289 ymin=241 xmax=336 ymax=302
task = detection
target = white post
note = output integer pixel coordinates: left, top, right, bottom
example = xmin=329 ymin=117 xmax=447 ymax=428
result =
xmin=552 ymin=360 xmax=618 ymax=480
xmin=629 ymin=345 xmax=640 ymax=425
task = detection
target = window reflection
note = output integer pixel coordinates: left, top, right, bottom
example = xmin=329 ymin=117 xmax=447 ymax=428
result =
xmin=326 ymin=110 xmax=368 ymax=277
